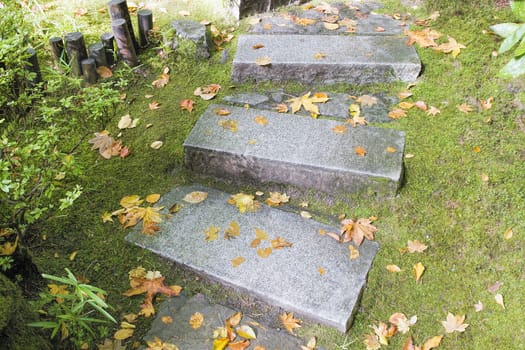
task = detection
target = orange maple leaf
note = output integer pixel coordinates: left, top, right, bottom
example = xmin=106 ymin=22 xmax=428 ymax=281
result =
xmin=123 ymin=272 xmax=181 ymax=317
xmin=433 ymin=35 xmax=466 ymax=58
xmin=404 ymin=28 xmax=442 ymax=48
xmin=340 ymin=218 xmax=377 ymax=245
xmin=180 ymin=99 xmax=195 ymax=112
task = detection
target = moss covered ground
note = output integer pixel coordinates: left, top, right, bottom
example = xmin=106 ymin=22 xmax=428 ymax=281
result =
xmin=14 ymin=0 xmax=525 ymax=349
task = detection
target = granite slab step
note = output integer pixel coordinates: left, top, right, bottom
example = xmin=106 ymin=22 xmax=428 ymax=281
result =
xmin=231 ymin=34 xmax=421 ymax=84
xmin=184 ymin=104 xmax=405 ymax=196
xmin=143 ymin=293 xmax=324 ymax=349
xmin=126 ymin=184 xmax=379 ymax=332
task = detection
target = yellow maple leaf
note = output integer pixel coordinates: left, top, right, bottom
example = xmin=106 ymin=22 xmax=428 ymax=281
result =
xmin=224 ymin=221 xmax=240 ymax=239
xmin=189 ymin=312 xmax=204 ymax=329
xmin=229 ymin=193 xmax=260 ymax=213
xmin=413 ymin=262 xmax=425 ymax=282
xmin=286 ymin=92 xmax=329 ymax=115
xmin=204 ymin=226 xmax=220 ymax=241
xmin=433 ymin=35 xmax=466 ymax=58
xmin=340 ymin=218 xmax=377 ymax=245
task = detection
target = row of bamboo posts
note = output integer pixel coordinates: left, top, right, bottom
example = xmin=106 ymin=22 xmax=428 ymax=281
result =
xmin=28 ymin=0 xmax=153 ymax=85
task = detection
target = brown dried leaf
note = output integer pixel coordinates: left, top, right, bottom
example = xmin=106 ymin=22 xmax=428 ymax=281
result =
xmin=355 ymin=146 xmax=367 ymax=157
xmin=180 ymin=99 xmax=195 ymax=112
xmin=280 ymin=312 xmax=301 ymax=335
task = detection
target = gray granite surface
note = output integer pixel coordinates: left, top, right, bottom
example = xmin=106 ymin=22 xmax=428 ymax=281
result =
xmin=184 ymin=105 xmax=405 ymax=195
xmin=126 ymin=184 xmax=379 ymax=332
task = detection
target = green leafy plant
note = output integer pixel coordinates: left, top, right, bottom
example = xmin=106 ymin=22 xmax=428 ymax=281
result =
xmin=491 ymin=0 xmax=525 ymax=78
xmin=29 ymin=268 xmax=116 ymax=349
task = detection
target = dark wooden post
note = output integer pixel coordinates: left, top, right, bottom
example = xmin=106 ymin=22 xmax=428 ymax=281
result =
xmin=108 ymin=0 xmax=138 ymax=51
xmin=137 ymin=9 xmax=153 ymax=48
xmin=89 ymin=42 xmax=108 ymax=67
xmin=111 ymin=18 xmax=139 ymax=67
xmin=49 ymin=36 xmax=66 ymax=69
xmin=81 ymin=58 xmax=97 ymax=84
xmin=25 ymin=48 xmax=42 ymax=85
xmin=64 ymin=32 xmax=88 ymax=76
xmin=100 ymin=32 xmax=116 ymax=66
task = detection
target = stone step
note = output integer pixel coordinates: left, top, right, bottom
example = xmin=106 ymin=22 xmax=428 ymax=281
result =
xmin=184 ymin=104 xmax=405 ymax=196
xmin=125 ymin=184 xmax=379 ymax=332
xmin=231 ymin=34 xmax=421 ymax=84
xmin=143 ymin=294 xmax=323 ymax=349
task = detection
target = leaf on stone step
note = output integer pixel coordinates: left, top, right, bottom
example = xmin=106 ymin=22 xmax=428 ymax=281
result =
xmin=224 ymin=221 xmax=240 ymax=239
xmin=386 ymin=146 xmax=397 ymax=153
xmin=356 ymin=94 xmax=378 ymax=107
xmin=349 ymin=245 xmax=360 ymax=260
xmin=280 ymin=312 xmax=301 ymax=335
xmin=236 ymin=325 xmax=256 ymax=339
xmin=354 ymin=146 xmax=367 ymax=157
xmin=341 ymin=218 xmax=377 ymax=245
xmin=300 ymin=211 xmax=312 ymax=219
xmin=254 ymin=115 xmax=268 ymax=126
xmin=215 ymin=108 xmax=231 ymax=116
xmin=228 ymin=339 xmax=251 ymax=350
xmin=231 ymin=256 xmax=246 ymax=267
xmin=218 ymin=119 xmax=238 ymax=132
xmin=213 ymin=337 xmax=229 ymax=350
xmin=189 ymin=312 xmax=204 ymax=329
xmin=318 ymin=267 xmax=326 ymax=275
xmin=204 ymin=226 xmax=220 ymax=241
xmin=257 ymin=247 xmax=272 ymax=258
xmin=229 ymin=193 xmax=260 ymax=213
xmin=286 ymin=92 xmax=329 ymax=114
xmin=145 ymin=194 xmax=161 ymax=204
xmin=323 ymin=22 xmax=339 ymax=30
xmin=270 ymin=237 xmax=292 ymax=249
xmin=265 ymin=192 xmax=289 ymax=206
xmin=183 ymin=191 xmax=208 ymax=204
xmin=254 ymin=228 xmax=268 ymax=241
xmin=314 ymin=52 xmax=328 ymax=59
xmin=255 ymin=56 xmax=272 ymax=66
xmin=301 ymin=336 xmax=317 ymax=350
xmin=332 ymin=125 xmax=347 ymax=134
xmin=274 ymin=103 xmax=289 ymax=113
xmin=296 ymin=18 xmax=317 ymax=26
xmin=252 ymin=43 xmax=265 ymax=49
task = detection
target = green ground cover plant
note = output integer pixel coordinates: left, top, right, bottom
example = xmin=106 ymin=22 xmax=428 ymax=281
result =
xmin=0 ymin=0 xmax=524 ymax=349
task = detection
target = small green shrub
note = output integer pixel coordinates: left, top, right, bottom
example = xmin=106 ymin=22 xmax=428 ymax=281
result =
xmin=29 ymin=268 xmax=116 ymax=349
xmin=491 ymin=0 xmax=525 ymax=78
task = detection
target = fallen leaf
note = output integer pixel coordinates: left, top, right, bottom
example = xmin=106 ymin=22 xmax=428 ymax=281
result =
xmin=301 ymin=336 xmax=317 ymax=350
xmin=257 ymin=247 xmax=272 ymax=258
xmin=179 ymin=10 xmax=191 ymax=16
xmin=480 ymin=97 xmax=494 ymax=110
xmin=427 ymin=106 xmax=441 ymax=116
xmin=488 ymin=281 xmax=503 ymax=293
xmin=372 ymin=322 xmax=396 ymax=346
xmin=274 ymin=103 xmax=289 ymax=113
xmin=457 ymin=103 xmax=474 ymax=114
xmin=114 ymin=328 xmax=134 ymax=340
xmin=145 ymin=194 xmax=161 ymax=204
xmin=386 ymin=264 xmax=402 ymax=273
xmin=404 ymin=28 xmax=442 ymax=48
xmin=265 ymin=192 xmax=289 ymax=206
xmin=407 ymin=240 xmax=428 ymax=253
xmin=300 ymin=211 xmax=312 ymax=219
xmin=280 ymin=312 xmax=301 ymax=335
xmin=414 ymin=100 xmax=428 ymax=111
xmin=183 ymin=191 xmax=208 ymax=204
xmin=255 ymin=56 xmax=272 ymax=66
xmin=340 ymin=218 xmax=377 ymax=245
xmin=74 ymin=7 xmax=88 ymax=17
xmin=236 ymin=325 xmax=256 ymax=339
xmin=504 ymin=227 xmax=513 ymax=240
xmin=194 ymin=84 xmax=221 ymax=100
xmin=88 ymin=131 xmax=118 ymax=159
xmin=495 ymin=293 xmax=505 ymax=308
xmin=389 ymin=108 xmax=408 ymax=119
xmin=474 ymin=300 xmax=484 ymax=312
xmin=214 ymin=108 xmax=231 ymax=116
xmin=363 ymin=333 xmax=381 ymax=350
xmin=389 ymin=313 xmax=417 ymax=334
xmin=231 ymin=256 xmax=246 ymax=267
xmin=332 ymin=125 xmax=347 ymax=134
xmin=433 ymin=35 xmax=466 ymax=58
xmin=189 ymin=312 xmax=204 ymax=329
xmin=287 ymin=92 xmax=329 ymax=115
xmin=205 ymin=226 xmax=220 ymax=241
xmin=229 ymin=193 xmax=260 ymax=213
xmin=441 ymin=313 xmax=468 ymax=333
xmin=270 ymin=237 xmax=293 ymax=249
xmin=296 ymin=18 xmax=317 ymax=26
xmin=318 ymin=267 xmax=326 ymax=275
xmin=355 ymin=146 xmax=367 ymax=157
xmin=473 ymin=146 xmax=481 ymax=153
xmin=148 ymin=101 xmax=161 ymax=110
xmin=225 ymin=221 xmax=240 ymax=239
xmin=399 ymin=102 xmax=415 ymax=110
xmin=422 ymin=335 xmax=443 ymax=350
xmin=228 ymin=340 xmax=251 ymax=350
xmin=254 ymin=115 xmax=268 ymax=126
xmin=314 ymin=52 xmax=328 ymax=59
xmin=386 ymin=146 xmax=397 ymax=153
xmin=252 ymin=44 xmax=265 ymax=49
xmin=324 ymin=22 xmax=339 ymax=30
xmin=180 ymin=99 xmax=195 ymax=112
xmin=356 ymin=95 xmax=378 ymax=107
xmin=375 ymin=26 xmax=386 ymax=32
xmin=161 ymin=316 xmax=173 ymax=324
xmin=218 ymin=119 xmax=238 ymax=132
xmin=413 ymin=262 xmax=425 ymax=282
xmin=152 ymin=70 xmax=170 ymax=88
xmin=405 ymin=153 xmax=415 ymax=159
xmin=213 ymin=338 xmax=229 ymax=350
xmin=150 ymin=141 xmax=163 ymax=149
xmin=96 ymin=66 xmax=113 ymax=78
xmin=349 ymin=245 xmax=360 ymax=259
xmin=397 ymin=91 xmax=413 ymax=99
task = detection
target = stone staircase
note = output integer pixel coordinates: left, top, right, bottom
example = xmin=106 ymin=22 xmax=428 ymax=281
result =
xmin=126 ymin=1 xmax=421 ymax=339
